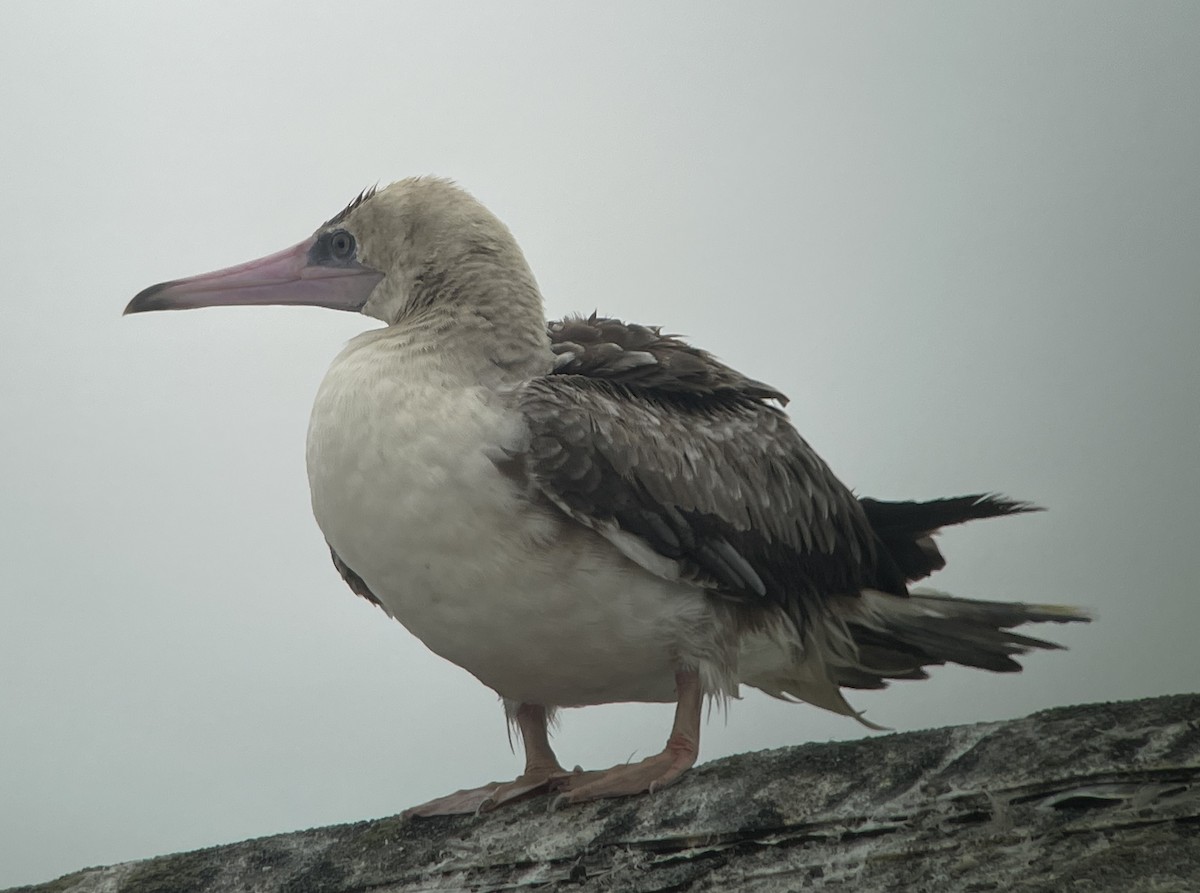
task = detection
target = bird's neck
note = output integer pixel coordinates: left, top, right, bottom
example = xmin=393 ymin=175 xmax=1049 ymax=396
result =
xmin=384 ymin=301 xmax=551 ymax=389
xmin=381 ymin=248 xmax=552 ymax=387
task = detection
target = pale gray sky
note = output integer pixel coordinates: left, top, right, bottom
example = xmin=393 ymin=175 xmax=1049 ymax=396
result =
xmin=2 ymin=2 xmax=1198 ymax=887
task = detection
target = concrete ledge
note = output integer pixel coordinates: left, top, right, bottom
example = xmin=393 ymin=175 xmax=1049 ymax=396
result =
xmin=11 ymin=693 xmax=1199 ymax=892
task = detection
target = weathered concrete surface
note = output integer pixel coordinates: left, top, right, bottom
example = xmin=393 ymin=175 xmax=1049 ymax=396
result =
xmin=11 ymin=694 xmax=1199 ymax=893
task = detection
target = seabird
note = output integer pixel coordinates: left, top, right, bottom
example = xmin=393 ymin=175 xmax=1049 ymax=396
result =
xmin=126 ymin=177 xmax=1089 ymax=815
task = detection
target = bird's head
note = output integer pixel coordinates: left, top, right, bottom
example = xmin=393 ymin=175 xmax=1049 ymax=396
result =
xmin=125 ymin=177 xmax=541 ymax=327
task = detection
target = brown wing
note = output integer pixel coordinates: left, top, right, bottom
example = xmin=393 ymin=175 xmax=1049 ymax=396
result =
xmin=519 ymin=316 xmax=882 ymax=628
xmin=548 ymin=313 xmax=787 ymax=402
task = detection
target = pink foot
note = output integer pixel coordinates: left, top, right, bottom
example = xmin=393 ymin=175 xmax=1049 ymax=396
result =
xmin=552 ymin=670 xmax=702 ymax=807
xmin=404 ymin=703 xmax=575 ymax=818
xmin=552 ymin=744 xmax=697 ymax=806
xmin=403 ymin=769 xmax=566 ymax=817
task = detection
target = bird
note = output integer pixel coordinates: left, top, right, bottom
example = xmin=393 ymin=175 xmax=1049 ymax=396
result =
xmin=125 ymin=177 xmax=1089 ymax=816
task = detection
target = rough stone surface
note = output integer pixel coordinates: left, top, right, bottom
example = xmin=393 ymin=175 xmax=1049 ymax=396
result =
xmin=10 ymin=694 xmax=1199 ymax=893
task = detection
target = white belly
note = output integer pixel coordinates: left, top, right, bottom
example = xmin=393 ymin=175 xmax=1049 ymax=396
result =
xmin=305 ymin=333 xmax=717 ymax=707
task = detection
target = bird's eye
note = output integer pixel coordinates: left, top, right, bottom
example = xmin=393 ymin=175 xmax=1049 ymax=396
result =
xmin=329 ymin=230 xmax=355 ymax=260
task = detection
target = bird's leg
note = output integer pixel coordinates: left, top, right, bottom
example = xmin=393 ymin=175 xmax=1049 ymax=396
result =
xmin=553 ymin=670 xmax=702 ymax=805
xmin=403 ymin=703 xmax=567 ymax=818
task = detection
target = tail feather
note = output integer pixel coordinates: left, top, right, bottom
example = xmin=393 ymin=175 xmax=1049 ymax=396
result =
xmin=742 ymin=494 xmax=1090 ymax=728
xmin=862 ymin=493 xmax=1042 ymax=588
xmin=861 ymin=493 xmax=1041 ymax=534
xmin=834 ymin=589 xmax=1092 ymax=689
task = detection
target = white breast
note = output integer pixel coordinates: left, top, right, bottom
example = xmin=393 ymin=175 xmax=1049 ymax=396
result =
xmin=305 ymin=330 xmax=722 ymax=707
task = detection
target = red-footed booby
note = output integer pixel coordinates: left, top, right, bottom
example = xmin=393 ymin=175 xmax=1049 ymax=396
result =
xmin=125 ymin=177 xmax=1089 ymax=816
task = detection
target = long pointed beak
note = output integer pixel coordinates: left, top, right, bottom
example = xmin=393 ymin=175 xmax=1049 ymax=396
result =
xmin=124 ymin=237 xmax=383 ymax=315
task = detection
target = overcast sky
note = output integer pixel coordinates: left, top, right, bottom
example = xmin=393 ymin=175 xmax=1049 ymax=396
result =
xmin=2 ymin=2 xmax=1198 ymax=888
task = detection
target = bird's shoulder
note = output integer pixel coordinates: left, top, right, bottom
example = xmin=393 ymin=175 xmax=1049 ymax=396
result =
xmin=545 ymin=313 xmax=787 ymax=403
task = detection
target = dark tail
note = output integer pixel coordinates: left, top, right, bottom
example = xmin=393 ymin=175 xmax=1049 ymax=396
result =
xmin=835 ymin=590 xmax=1092 ymax=693
xmin=828 ymin=493 xmax=1091 ymax=696
xmin=861 ymin=493 xmax=1041 ymax=588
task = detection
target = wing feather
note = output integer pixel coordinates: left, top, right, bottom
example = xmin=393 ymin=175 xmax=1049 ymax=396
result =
xmin=518 ymin=339 xmax=880 ymax=627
